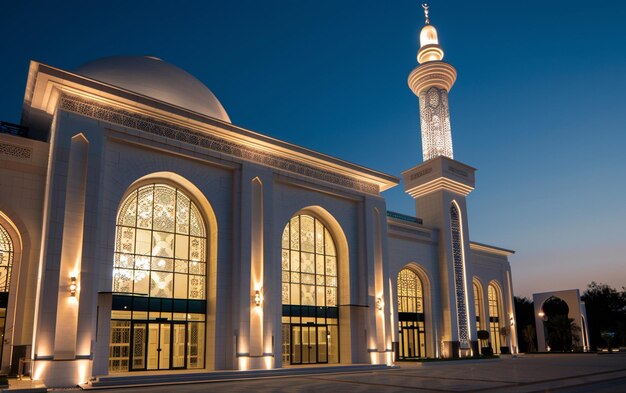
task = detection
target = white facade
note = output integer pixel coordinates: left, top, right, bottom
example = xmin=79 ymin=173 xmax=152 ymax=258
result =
xmin=0 ymin=15 xmax=517 ymax=388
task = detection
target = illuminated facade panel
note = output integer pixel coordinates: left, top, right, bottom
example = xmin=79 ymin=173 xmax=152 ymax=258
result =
xmin=450 ymin=204 xmax=469 ymax=347
xmin=419 ymin=87 xmax=454 ymax=161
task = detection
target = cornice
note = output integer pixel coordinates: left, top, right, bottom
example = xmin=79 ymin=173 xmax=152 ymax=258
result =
xmin=58 ymin=94 xmax=382 ymax=195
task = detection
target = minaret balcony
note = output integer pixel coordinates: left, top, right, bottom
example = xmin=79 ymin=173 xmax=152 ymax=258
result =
xmin=408 ymin=61 xmax=457 ymax=96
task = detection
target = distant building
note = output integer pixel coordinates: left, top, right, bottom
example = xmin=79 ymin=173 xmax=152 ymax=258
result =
xmin=0 ymin=7 xmax=516 ymax=387
xmin=533 ymin=289 xmax=590 ymax=352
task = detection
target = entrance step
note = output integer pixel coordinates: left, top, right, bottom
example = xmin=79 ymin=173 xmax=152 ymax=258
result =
xmin=5 ymin=378 xmax=47 ymax=393
xmin=82 ymin=364 xmax=393 ymax=389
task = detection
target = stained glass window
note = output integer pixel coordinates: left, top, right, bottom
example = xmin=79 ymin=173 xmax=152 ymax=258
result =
xmin=113 ymin=184 xmax=207 ymax=300
xmin=397 ymin=269 xmax=424 ymax=313
xmin=0 ymin=224 xmax=14 ymax=293
xmin=281 ymin=215 xmax=337 ymax=307
xmin=111 ymin=184 xmax=207 ymax=372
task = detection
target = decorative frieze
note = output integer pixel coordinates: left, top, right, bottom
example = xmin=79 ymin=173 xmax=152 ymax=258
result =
xmin=59 ymin=95 xmax=379 ymax=194
xmin=0 ymin=143 xmax=32 ymax=160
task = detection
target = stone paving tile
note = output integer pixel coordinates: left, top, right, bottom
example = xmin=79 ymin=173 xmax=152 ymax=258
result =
xmin=92 ymin=353 xmax=626 ymax=393
xmin=319 ymin=372 xmax=512 ymax=392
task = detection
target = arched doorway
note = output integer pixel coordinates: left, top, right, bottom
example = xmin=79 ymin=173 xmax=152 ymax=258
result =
xmin=0 ymin=221 xmax=16 ymax=363
xmin=488 ymin=282 xmax=504 ymax=354
xmin=397 ymin=268 xmax=426 ymax=359
xmin=541 ymin=296 xmax=573 ymax=351
xmin=109 ymin=183 xmax=208 ymax=372
xmin=281 ymin=214 xmax=339 ymax=365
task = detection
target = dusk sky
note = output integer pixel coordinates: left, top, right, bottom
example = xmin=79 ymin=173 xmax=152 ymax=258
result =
xmin=1 ymin=0 xmax=624 ymax=298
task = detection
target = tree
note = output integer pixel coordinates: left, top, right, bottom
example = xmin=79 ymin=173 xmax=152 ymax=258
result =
xmin=514 ymin=296 xmax=536 ymax=352
xmin=522 ymin=325 xmax=537 ymax=352
xmin=477 ymin=330 xmax=491 ymax=356
xmin=581 ymin=282 xmax=626 ymax=350
xmin=545 ymin=314 xmax=580 ymax=351
xmin=540 ymin=297 xmax=577 ymax=351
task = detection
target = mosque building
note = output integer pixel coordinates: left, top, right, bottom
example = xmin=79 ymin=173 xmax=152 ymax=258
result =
xmin=0 ymin=6 xmax=517 ymax=387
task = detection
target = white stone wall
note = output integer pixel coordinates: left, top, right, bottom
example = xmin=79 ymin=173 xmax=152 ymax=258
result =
xmin=470 ymin=248 xmax=517 ymax=353
xmin=386 ymin=219 xmax=439 ymax=358
xmin=0 ymin=133 xmax=48 ymax=373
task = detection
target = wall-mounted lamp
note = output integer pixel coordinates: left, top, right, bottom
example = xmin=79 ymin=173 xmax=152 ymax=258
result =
xmin=254 ymin=290 xmax=262 ymax=307
xmin=376 ymin=297 xmax=384 ymax=311
xmin=69 ymin=277 xmax=77 ymax=296
xmin=510 ymin=316 xmax=515 ymax=326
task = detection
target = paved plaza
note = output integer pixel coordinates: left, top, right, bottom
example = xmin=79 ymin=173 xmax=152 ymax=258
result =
xmin=67 ymin=353 xmax=626 ymax=393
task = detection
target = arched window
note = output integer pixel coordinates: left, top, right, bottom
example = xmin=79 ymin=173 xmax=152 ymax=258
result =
xmin=397 ymin=268 xmax=426 ymax=358
xmin=488 ymin=283 xmax=503 ymax=354
xmin=0 ymin=224 xmax=14 ymax=293
xmin=281 ymin=214 xmax=338 ymax=365
xmin=398 ymin=269 xmax=423 ymax=314
xmin=110 ymin=183 xmax=207 ymax=372
xmin=473 ymin=280 xmax=482 ymax=332
xmin=0 ymin=223 xmax=15 ymax=363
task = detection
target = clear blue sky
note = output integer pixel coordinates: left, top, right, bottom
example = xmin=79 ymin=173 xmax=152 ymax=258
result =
xmin=1 ymin=1 xmax=625 ymax=298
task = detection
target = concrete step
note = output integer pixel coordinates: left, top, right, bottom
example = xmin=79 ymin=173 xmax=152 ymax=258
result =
xmin=4 ymin=379 xmax=47 ymax=393
xmin=82 ymin=364 xmax=393 ymax=389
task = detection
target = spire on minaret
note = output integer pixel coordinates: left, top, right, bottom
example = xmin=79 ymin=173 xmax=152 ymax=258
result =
xmin=417 ymin=3 xmax=443 ymax=63
xmin=408 ymin=3 xmax=457 ymax=161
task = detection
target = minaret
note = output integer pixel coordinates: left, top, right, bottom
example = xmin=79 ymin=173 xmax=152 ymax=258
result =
xmin=402 ymin=4 xmax=477 ymax=358
xmin=408 ymin=3 xmax=457 ymax=161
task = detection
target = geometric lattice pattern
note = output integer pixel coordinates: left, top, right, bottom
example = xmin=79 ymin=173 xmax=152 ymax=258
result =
xmin=450 ymin=203 xmax=469 ymax=346
xmin=112 ymin=184 xmax=207 ymax=300
xmin=419 ymin=86 xmax=454 ymax=161
xmin=109 ymin=321 xmax=131 ymax=373
xmin=397 ymin=268 xmax=424 ymax=313
xmin=281 ymin=215 xmax=337 ymax=307
xmin=0 ymin=223 xmax=14 ymax=293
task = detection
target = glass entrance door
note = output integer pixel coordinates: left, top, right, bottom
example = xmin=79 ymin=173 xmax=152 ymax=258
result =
xmin=290 ymin=324 xmax=328 ymax=364
xmin=401 ymin=327 xmax=417 ymax=358
xmin=399 ymin=325 xmax=425 ymax=359
xmin=131 ymin=322 xmax=186 ymax=370
xmin=171 ymin=323 xmax=186 ymax=368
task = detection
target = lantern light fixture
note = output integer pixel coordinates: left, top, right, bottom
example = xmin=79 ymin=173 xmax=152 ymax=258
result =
xmin=69 ymin=277 xmax=77 ymax=296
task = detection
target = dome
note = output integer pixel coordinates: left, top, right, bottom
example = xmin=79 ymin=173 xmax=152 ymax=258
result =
xmin=75 ymin=56 xmax=231 ymax=123
xmin=417 ymin=25 xmax=444 ymax=64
